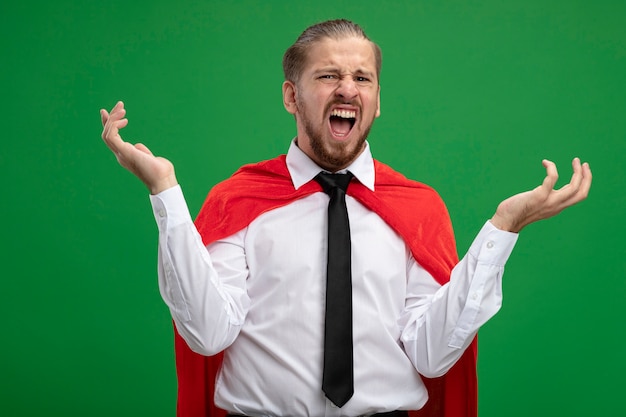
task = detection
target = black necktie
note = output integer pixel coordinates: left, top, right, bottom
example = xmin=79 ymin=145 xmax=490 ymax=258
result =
xmin=314 ymin=171 xmax=354 ymax=408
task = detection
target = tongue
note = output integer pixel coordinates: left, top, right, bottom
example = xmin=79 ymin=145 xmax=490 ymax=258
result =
xmin=330 ymin=117 xmax=352 ymax=136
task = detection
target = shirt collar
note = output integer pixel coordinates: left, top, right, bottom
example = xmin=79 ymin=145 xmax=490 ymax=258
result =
xmin=286 ymin=139 xmax=376 ymax=191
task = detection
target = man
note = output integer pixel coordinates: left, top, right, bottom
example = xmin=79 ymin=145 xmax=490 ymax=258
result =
xmin=101 ymin=19 xmax=591 ymax=417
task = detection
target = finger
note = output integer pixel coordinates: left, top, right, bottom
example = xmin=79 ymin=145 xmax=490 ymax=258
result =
xmin=109 ymin=118 xmax=129 ymax=138
xmin=540 ymin=159 xmax=559 ymax=192
xmin=571 ymin=161 xmax=592 ymax=201
xmin=108 ymin=104 xmax=126 ymax=122
xmin=101 ymin=102 xmax=127 ymax=141
xmin=102 ymin=115 xmax=127 ymax=138
xmin=556 ymin=157 xmax=583 ymax=195
xmin=111 ymin=100 xmax=125 ymax=114
xmin=582 ymin=161 xmax=592 ymax=181
xmin=554 ymin=160 xmax=593 ymax=209
xmin=103 ymin=102 xmax=126 ymax=130
xmin=581 ymin=162 xmax=592 ymax=194
xmin=567 ymin=157 xmax=583 ymax=189
xmin=100 ymin=109 xmax=109 ymax=127
xmin=102 ymin=117 xmax=129 ymax=154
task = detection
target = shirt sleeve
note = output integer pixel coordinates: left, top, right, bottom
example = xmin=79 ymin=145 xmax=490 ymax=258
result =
xmin=399 ymin=220 xmax=518 ymax=377
xmin=149 ymin=185 xmax=250 ymax=355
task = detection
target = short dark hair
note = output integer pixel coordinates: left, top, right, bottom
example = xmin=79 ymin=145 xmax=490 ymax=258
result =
xmin=282 ymin=19 xmax=382 ymax=84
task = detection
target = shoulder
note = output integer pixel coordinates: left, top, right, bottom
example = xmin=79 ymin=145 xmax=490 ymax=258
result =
xmin=195 ymin=154 xmax=319 ymax=243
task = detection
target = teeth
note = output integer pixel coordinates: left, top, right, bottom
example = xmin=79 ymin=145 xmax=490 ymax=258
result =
xmin=331 ymin=109 xmax=356 ymax=119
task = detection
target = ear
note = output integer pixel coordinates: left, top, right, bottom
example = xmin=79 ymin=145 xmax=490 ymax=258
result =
xmin=375 ymin=84 xmax=381 ymax=118
xmin=282 ymin=81 xmax=298 ymax=114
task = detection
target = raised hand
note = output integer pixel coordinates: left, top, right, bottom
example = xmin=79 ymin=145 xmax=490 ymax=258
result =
xmin=100 ymin=101 xmax=178 ymax=194
xmin=490 ymin=158 xmax=592 ymax=233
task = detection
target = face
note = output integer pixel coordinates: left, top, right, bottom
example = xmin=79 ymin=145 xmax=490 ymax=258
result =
xmin=282 ymin=36 xmax=381 ymax=172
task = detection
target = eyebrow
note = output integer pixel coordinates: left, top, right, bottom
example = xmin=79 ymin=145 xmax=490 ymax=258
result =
xmin=313 ymin=67 xmax=376 ymax=78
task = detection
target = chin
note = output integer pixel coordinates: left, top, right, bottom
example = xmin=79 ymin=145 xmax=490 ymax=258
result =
xmin=315 ymin=136 xmax=366 ymax=171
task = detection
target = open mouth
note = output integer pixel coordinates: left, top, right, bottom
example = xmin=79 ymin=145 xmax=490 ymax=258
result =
xmin=329 ymin=109 xmax=356 ymax=138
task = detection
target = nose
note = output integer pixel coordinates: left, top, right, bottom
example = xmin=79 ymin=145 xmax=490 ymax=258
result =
xmin=335 ymin=76 xmax=358 ymax=101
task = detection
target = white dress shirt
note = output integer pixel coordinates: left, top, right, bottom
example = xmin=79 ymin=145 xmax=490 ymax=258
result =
xmin=150 ymin=141 xmax=518 ymax=417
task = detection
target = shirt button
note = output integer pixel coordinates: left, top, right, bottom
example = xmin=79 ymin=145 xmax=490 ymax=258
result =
xmin=158 ymin=209 xmax=166 ymax=218
xmin=486 ymin=241 xmax=494 ymax=249
xmin=470 ymin=292 xmax=478 ymax=300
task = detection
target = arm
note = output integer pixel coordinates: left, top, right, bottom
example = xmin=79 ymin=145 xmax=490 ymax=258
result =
xmin=101 ymin=102 xmax=247 ymax=354
xmin=151 ymin=186 xmax=249 ymax=355
xmin=401 ymin=158 xmax=592 ymax=376
xmin=400 ymin=221 xmax=517 ymax=377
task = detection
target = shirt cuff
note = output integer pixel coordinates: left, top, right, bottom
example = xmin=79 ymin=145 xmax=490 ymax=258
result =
xmin=149 ymin=185 xmax=193 ymax=229
xmin=468 ymin=220 xmax=519 ymax=265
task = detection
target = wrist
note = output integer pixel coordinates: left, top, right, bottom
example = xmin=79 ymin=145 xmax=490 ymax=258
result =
xmin=150 ymin=175 xmax=179 ymax=195
xmin=490 ymin=213 xmax=522 ymax=233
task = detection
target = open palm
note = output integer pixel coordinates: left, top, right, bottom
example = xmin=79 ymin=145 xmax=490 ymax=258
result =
xmin=491 ymin=158 xmax=592 ymax=233
xmin=100 ymin=101 xmax=178 ymax=194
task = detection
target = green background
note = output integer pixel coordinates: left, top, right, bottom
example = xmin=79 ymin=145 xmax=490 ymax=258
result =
xmin=2 ymin=1 xmax=624 ymax=416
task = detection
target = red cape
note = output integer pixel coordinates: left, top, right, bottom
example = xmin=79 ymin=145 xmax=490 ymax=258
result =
xmin=176 ymin=155 xmax=477 ymax=417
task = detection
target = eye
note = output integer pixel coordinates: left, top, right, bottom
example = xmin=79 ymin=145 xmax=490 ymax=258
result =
xmin=318 ymin=74 xmax=337 ymax=80
xmin=355 ymin=76 xmax=370 ymax=83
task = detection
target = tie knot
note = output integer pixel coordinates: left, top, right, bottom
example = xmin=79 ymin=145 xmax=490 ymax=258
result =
xmin=314 ymin=172 xmax=354 ymax=195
